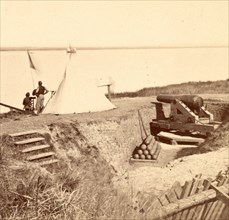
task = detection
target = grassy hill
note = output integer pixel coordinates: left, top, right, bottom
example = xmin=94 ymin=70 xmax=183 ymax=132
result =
xmin=112 ymin=80 xmax=229 ymax=98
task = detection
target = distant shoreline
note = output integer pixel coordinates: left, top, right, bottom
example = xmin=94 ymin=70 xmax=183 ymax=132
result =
xmin=0 ymin=45 xmax=228 ymax=51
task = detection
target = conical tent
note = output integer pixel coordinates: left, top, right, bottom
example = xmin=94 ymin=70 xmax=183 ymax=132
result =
xmin=43 ymin=53 xmax=116 ymax=114
xmin=0 ymin=51 xmax=34 ymax=113
xmin=0 ymin=51 xmax=68 ymax=113
xmin=28 ymin=51 xmax=68 ymax=91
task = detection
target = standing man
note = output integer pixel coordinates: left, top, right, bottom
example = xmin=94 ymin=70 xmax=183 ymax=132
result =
xmin=35 ymin=81 xmax=48 ymax=114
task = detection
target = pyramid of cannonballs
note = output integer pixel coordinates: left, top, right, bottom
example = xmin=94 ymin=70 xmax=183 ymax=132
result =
xmin=132 ymin=135 xmax=161 ymax=160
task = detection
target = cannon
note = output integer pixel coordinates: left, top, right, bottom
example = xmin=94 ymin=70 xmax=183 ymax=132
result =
xmin=157 ymin=95 xmax=204 ymax=114
xmin=150 ymin=94 xmax=220 ymax=136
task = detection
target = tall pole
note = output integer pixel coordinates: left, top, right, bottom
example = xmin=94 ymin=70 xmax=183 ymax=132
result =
xmin=107 ymin=84 xmax=111 ymax=101
xmin=98 ymin=83 xmax=112 ymax=101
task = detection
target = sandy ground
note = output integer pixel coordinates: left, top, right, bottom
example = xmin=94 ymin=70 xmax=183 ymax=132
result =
xmin=1 ymin=96 xmax=228 ymax=196
xmin=128 ymin=147 xmax=228 ymax=196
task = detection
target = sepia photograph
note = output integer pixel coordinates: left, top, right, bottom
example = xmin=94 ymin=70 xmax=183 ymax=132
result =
xmin=0 ymin=0 xmax=228 ymax=219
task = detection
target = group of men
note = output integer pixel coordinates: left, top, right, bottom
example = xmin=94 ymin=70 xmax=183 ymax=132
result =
xmin=23 ymin=81 xmax=49 ymax=114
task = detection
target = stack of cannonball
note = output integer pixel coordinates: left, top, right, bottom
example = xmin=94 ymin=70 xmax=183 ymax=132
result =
xmin=132 ymin=135 xmax=161 ymax=160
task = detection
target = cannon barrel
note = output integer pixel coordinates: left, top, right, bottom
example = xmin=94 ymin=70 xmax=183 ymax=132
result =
xmin=157 ymin=95 xmax=204 ymax=111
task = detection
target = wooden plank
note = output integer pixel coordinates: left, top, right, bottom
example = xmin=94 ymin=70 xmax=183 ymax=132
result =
xmin=206 ymin=177 xmax=229 ymax=219
xmin=187 ymin=179 xmax=205 ymax=219
xmin=15 ymin=137 xmax=45 ymax=145
xmin=0 ymin=102 xmax=27 ymax=113
xmin=173 ymin=181 xmax=183 ymax=199
xmin=192 ymin=179 xmax=205 ymax=220
xmin=189 ymin=179 xmax=201 ymax=196
xmin=171 ymin=181 xmax=183 ymax=220
xmin=210 ymin=200 xmax=225 ymax=220
xmin=158 ymin=194 xmax=170 ymax=206
xmin=166 ymin=190 xmax=178 ymax=203
xmin=9 ymin=130 xmax=38 ymax=137
xmin=21 ymin=144 xmax=50 ymax=153
xmin=200 ymin=178 xmax=214 ymax=220
xmin=219 ymin=205 xmax=229 ymax=220
xmin=203 ymin=176 xmax=228 ymax=220
xmin=203 ymin=178 xmax=212 ymax=190
xmin=129 ymin=158 xmax=158 ymax=163
xmin=211 ymin=183 xmax=229 ymax=201
xmin=185 ymin=179 xmax=202 ymax=219
xmin=204 ymin=199 xmax=218 ymax=220
xmin=180 ymin=180 xmax=193 ymax=199
xmin=38 ymin=159 xmax=58 ymax=166
xmin=179 ymin=180 xmax=194 ymax=220
xmin=218 ymin=175 xmax=227 ymax=186
xmin=157 ymin=131 xmax=205 ymax=143
xmin=27 ymin=152 xmax=55 ymax=161
xmin=173 ymin=211 xmax=182 ymax=220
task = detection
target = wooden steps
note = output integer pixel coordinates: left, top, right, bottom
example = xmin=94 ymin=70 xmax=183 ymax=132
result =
xmin=27 ymin=152 xmax=55 ymax=161
xmin=38 ymin=159 xmax=59 ymax=166
xmin=21 ymin=144 xmax=50 ymax=153
xmin=15 ymin=137 xmax=45 ymax=145
xmin=9 ymin=130 xmax=38 ymax=137
xmin=10 ymin=130 xmax=58 ymax=167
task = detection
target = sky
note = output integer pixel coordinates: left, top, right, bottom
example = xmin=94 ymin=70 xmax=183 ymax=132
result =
xmin=0 ymin=0 xmax=228 ymax=92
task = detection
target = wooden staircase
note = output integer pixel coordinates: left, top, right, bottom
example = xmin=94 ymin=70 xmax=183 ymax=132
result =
xmin=9 ymin=130 xmax=58 ymax=167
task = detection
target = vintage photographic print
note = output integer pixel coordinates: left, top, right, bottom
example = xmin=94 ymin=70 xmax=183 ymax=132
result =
xmin=0 ymin=1 xmax=228 ymax=219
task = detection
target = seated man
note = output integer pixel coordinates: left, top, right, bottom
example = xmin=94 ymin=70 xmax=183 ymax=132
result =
xmin=22 ymin=92 xmax=32 ymax=111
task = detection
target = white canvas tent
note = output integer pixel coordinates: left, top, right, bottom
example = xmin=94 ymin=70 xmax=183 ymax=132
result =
xmin=0 ymin=51 xmax=67 ymax=113
xmin=0 ymin=51 xmax=34 ymax=113
xmin=43 ymin=53 xmax=116 ymax=114
xmin=0 ymin=50 xmax=115 ymax=114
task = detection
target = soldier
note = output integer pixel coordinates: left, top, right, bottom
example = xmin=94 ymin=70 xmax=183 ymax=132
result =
xmin=35 ymin=81 xmax=49 ymax=114
xmin=23 ymin=92 xmax=32 ymax=111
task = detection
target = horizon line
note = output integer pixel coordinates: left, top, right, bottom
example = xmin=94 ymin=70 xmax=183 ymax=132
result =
xmin=0 ymin=45 xmax=228 ymax=51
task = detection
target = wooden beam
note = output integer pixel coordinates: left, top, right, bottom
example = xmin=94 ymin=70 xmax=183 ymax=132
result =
xmin=0 ymin=102 xmax=26 ymax=113
xmin=210 ymin=184 xmax=229 ymax=205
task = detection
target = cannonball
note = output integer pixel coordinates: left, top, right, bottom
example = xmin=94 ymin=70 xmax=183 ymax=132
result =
xmin=133 ymin=154 xmax=140 ymax=159
xmin=144 ymin=135 xmax=153 ymax=145
xmin=138 ymin=149 xmax=143 ymax=155
xmin=141 ymin=144 xmax=147 ymax=150
xmin=140 ymin=154 xmax=146 ymax=159
xmin=146 ymin=155 xmax=152 ymax=160
xmin=144 ymin=150 xmax=149 ymax=155
xmin=147 ymin=144 xmax=152 ymax=150
xmin=149 ymin=149 xmax=155 ymax=156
